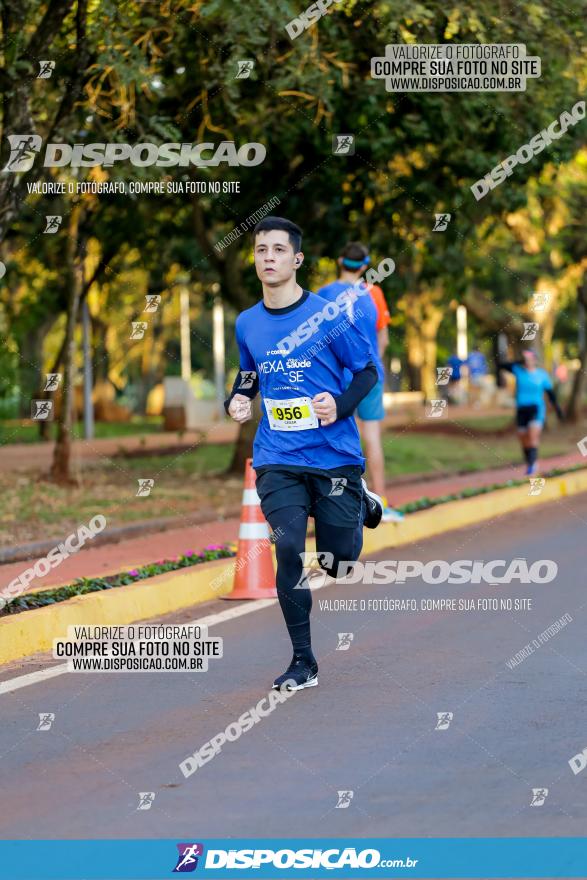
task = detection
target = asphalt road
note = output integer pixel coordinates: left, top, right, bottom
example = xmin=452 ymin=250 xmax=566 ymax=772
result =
xmin=1 ymin=494 xmax=586 ymax=843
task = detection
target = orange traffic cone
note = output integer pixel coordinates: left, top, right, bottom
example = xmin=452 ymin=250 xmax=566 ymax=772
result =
xmin=222 ymin=458 xmax=277 ymax=600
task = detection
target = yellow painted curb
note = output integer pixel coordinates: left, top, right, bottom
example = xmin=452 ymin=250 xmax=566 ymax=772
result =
xmin=2 ymin=468 xmax=586 ymax=667
xmin=362 ymin=468 xmax=587 ymax=556
xmin=0 ymin=557 xmax=235 ymax=666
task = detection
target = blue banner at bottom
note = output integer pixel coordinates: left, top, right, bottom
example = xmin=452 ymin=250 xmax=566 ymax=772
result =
xmin=0 ymin=838 xmax=586 ymax=879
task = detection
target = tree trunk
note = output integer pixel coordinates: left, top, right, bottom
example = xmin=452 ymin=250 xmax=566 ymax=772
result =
xmin=49 ymin=205 xmax=83 ymax=485
xmin=566 ymin=284 xmax=587 ymax=423
xmin=18 ymin=325 xmax=46 ymax=418
xmin=400 ymin=291 xmax=443 ymax=398
xmin=403 ymin=294 xmax=423 ymax=392
xmin=421 ymin=303 xmax=443 ymax=401
xmin=136 ymin=274 xmax=164 ymax=414
xmin=0 ymin=0 xmax=85 ymax=244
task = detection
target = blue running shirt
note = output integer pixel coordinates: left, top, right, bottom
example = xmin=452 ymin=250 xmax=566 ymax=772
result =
xmin=317 ymin=280 xmax=384 ymax=383
xmin=512 ymin=364 xmax=553 ymax=422
xmin=235 ymin=290 xmax=372 ymax=469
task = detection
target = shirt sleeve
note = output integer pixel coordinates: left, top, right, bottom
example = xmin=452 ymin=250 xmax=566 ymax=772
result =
xmin=334 ymin=363 xmax=378 ymax=420
xmin=235 ymin=317 xmax=256 ymax=371
xmin=368 ymin=284 xmax=391 ymax=331
xmin=329 ymin=312 xmax=372 ymax=374
xmin=224 ymin=318 xmax=258 ymax=414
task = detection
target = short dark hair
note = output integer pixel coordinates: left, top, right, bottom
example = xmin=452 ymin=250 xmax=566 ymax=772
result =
xmin=341 ymin=241 xmax=369 ymax=264
xmin=253 ymin=216 xmax=302 ymax=253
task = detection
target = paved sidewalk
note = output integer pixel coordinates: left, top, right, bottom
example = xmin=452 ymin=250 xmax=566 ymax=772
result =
xmin=0 ymin=450 xmax=582 ymax=595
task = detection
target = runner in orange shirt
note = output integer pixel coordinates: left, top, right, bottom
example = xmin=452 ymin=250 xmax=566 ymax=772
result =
xmin=318 ymin=242 xmax=403 ymax=522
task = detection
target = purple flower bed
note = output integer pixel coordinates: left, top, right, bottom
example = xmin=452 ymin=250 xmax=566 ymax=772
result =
xmin=0 ymin=543 xmax=237 ymax=617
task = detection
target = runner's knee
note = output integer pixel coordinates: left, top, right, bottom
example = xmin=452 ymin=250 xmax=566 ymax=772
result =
xmin=268 ymin=510 xmax=307 ymax=574
xmin=274 ymin=529 xmax=303 ymax=570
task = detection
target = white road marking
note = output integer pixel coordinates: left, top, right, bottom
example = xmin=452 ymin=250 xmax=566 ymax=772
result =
xmin=0 ymin=662 xmax=69 ymax=695
xmin=0 ymin=579 xmax=331 ymax=696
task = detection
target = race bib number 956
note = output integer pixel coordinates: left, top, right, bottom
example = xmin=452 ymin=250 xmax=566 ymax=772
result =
xmin=264 ymin=396 xmax=318 ymax=431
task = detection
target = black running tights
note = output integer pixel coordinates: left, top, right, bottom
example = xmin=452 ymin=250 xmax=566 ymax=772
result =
xmin=265 ymin=506 xmax=363 ymax=658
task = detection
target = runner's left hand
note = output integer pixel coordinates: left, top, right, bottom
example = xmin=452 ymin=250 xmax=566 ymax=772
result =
xmin=312 ymin=391 xmax=337 ymax=426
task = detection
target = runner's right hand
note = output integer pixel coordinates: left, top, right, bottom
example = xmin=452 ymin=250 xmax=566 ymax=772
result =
xmin=228 ymin=394 xmax=252 ymax=423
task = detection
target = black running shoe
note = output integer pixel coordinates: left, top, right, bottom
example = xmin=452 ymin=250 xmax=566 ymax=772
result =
xmin=361 ymin=478 xmax=383 ymax=529
xmin=272 ymin=655 xmax=319 ymax=691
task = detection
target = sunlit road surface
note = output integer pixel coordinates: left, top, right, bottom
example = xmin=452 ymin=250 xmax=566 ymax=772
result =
xmin=0 ymin=493 xmax=586 ymax=845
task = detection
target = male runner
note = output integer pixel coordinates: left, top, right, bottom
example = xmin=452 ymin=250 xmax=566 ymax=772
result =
xmin=225 ymin=217 xmax=383 ymax=691
xmin=318 ymin=242 xmax=403 ymax=522
xmin=499 ymin=349 xmax=564 ymax=474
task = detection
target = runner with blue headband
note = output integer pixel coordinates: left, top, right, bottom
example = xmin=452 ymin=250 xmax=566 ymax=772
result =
xmin=318 ymin=241 xmax=404 ymax=522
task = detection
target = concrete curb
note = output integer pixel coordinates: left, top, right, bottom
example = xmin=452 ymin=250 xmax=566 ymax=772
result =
xmin=363 ymin=467 xmax=586 ymax=554
xmin=0 ymin=558 xmax=235 ymax=666
xmin=1 ymin=468 xmax=586 ymax=667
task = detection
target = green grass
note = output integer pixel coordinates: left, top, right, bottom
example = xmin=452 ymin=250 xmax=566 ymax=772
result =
xmin=450 ymin=414 xmax=513 ymax=431
xmin=0 ymin=442 xmax=241 ymax=546
xmin=0 ymin=425 xmax=575 ymax=547
xmin=115 ymin=431 xmax=562 ymax=482
xmin=382 ymin=430 xmax=570 ymax=478
xmin=117 ymin=442 xmax=233 ymax=474
xmin=0 ymin=416 xmax=163 ymax=444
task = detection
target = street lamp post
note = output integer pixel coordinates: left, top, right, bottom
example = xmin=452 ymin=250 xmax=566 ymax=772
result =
xmin=177 ymin=274 xmax=191 ymax=382
xmin=212 ymin=284 xmax=225 ymax=418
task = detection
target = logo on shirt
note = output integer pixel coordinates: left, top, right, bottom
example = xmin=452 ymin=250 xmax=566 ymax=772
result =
xmin=286 ymin=358 xmax=311 ymax=369
xmin=258 ymin=357 xmax=311 ymax=386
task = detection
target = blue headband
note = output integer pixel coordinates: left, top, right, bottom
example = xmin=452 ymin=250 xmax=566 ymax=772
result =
xmin=341 ymin=256 xmax=370 ymax=269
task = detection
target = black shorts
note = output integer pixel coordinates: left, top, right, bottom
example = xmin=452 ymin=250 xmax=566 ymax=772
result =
xmin=254 ymin=465 xmax=364 ymax=528
xmin=516 ymin=404 xmax=542 ymax=429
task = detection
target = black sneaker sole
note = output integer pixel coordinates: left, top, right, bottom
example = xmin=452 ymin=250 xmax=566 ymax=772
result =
xmin=273 ymin=675 xmax=318 ymax=691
